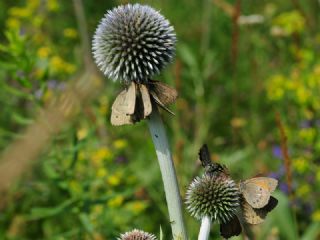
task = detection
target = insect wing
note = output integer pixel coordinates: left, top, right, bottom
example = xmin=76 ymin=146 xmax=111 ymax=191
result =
xmin=149 ymin=91 xmax=175 ymax=115
xmin=220 ymin=215 xmax=242 ymax=238
xmin=111 ymin=108 xmax=133 ymax=126
xmin=148 ymin=80 xmax=178 ymax=105
xmin=242 ymin=196 xmax=278 ymax=225
xmin=111 ymin=82 xmax=136 ymax=115
xmin=199 ymin=144 xmax=212 ymax=168
xmin=241 ymin=177 xmax=278 ymax=208
xmin=139 ymin=84 xmax=152 ymax=117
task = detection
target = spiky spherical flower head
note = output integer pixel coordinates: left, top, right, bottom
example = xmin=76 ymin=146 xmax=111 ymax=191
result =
xmin=118 ymin=229 xmax=157 ymax=240
xmin=92 ymin=4 xmax=176 ymax=83
xmin=185 ymin=174 xmax=240 ymax=224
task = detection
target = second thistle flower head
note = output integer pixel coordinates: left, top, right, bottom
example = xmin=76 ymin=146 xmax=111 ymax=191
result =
xmin=118 ymin=229 xmax=157 ymax=240
xmin=92 ymin=4 xmax=176 ymax=83
xmin=185 ymin=174 xmax=240 ymax=224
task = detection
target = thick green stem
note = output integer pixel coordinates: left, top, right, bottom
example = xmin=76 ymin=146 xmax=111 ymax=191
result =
xmin=147 ymin=108 xmax=188 ymax=240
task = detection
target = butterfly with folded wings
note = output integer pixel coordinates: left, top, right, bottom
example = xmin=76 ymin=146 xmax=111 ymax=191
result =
xmin=111 ymin=80 xmax=178 ymax=126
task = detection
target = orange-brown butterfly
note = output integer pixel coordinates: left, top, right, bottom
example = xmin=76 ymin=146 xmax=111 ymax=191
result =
xmin=242 ymin=196 xmax=278 ymax=224
xmin=240 ymin=177 xmax=278 ymax=209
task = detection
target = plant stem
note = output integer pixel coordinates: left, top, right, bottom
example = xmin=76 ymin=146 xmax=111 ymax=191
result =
xmin=147 ymin=107 xmax=188 ymax=240
xmin=198 ymin=216 xmax=211 ymax=240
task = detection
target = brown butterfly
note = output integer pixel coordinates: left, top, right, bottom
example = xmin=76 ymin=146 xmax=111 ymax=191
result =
xmin=148 ymin=80 xmax=178 ymax=115
xmin=242 ymin=196 xmax=278 ymax=225
xmin=240 ymin=177 xmax=278 ymax=209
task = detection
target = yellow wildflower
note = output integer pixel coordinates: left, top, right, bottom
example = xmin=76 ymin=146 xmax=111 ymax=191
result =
xmin=31 ymin=16 xmax=44 ymax=27
xmin=42 ymin=89 xmax=53 ymax=102
xmin=37 ymin=47 xmax=51 ymax=59
xmin=50 ymin=55 xmax=64 ymax=73
xmin=113 ymin=139 xmax=128 ymax=150
xmin=230 ymin=117 xmax=246 ymax=128
xmin=47 ymin=0 xmax=59 ymax=11
xmin=107 ymin=174 xmax=121 ymax=186
xmin=292 ymin=157 xmax=308 ymax=173
xmin=9 ymin=7 xmax=31 ymax=18
xmin=107 ymin=195 xmax=124 ymax=208
xmin=312 ymin=210 xmax=320 ymax=222
xmin=267 ymin=74 xmax=285 ymax=101
xmin=63 ymin=28 xmax=78 ymax=39
xmin=296 ymin=184 xmax=310 ymax=198
xmin=296 ymin=87 xmax=310 ymax=104
xmin=6 ymin=18 xmax=20 ymax=29
xmin=91 ymin=147 xmax=112 ymax=166
xmin=77 ymin=127 xmax=88 ymax=140
xmin=272 ymin=11 xmax=305 ymax=35
xmin=125 ymin=201 xmax=147 ymax=215
xmin=285 ymin=80 xmax=298 ymax=90
xmin=49 ymin=56 xmax=75 ymax=74
xmin=64 ymin=63 xmax=76 ymax=74
xmin=96 ymin=168 xmax=108 ymax=178
xmin=27 ymin=0 xmax=41 ymax=9
xmin=298 ymin=128 xmax=315 ymax=143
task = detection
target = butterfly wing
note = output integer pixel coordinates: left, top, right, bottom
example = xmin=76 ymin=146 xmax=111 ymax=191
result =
xmin=110 ymin=108 xmax=133 ymax=126
xmin=111 ymin=82 xmax=136 ymax=115
xmin=241 ymin=177 xmax=278 ymax=208
xmin=149 ymin=91 xmax=175 ymax=115
xmin=148 ymin=80 xmax=178 ymax=106
xmin=138 ymin=84 xmax=152 ymax=117
xmin=242 ymin=196 xmax=278 ymax=224
xmin=220 ymin=215 xmax=242 ymax=239
xmin=199 ymin=144 xmax=212 ymax=168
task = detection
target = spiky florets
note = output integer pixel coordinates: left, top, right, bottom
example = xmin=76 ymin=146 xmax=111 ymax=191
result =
xmin=185 ymin=175 xmax=240 ymax=224
xmin=118 ymin=229 xmax=157 ymax=240
xmin=92 ymin=4 xmax=176 ymax=83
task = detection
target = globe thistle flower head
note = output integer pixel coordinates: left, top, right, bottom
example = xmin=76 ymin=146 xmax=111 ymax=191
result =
xmin=118 ymin=229 xmax=157 ymax=240
xmin=92 ymin=4 xmax=176 ymax=84
xmin=185 ymin=174 xmax=240 ymax=224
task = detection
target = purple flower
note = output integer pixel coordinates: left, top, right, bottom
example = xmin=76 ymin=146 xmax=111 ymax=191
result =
xmin=279 ymin=182 xmax=289 ymax=194
xmin=268 ymin=172 xmax=280 ymax=179
xmin=115 ymin=155 xmax=128 ymax=164
xmin=272 ymin=145 xmax=283 ymax=159
xmin=299 ymin=120 xmax=312 ymax=129
xmin=34 ymin=89 xmax=43 ymax=99
xmin=47 ymin=80 xmax=66 ymax=90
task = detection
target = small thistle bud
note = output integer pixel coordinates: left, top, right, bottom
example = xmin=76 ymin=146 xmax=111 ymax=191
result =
xmin=118 ymin=229 xmax=157 ymax=240
xmin=92 ymin=4 xmax=176 ymax=83
xmin=185 ymin=174 xmax=240 ymax=224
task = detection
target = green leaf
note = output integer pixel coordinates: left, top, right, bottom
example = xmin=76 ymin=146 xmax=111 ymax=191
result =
xmin=301 ymin=222 xmax=320 ymax=240
xmin=268 ymin=191 xmax=299 ymax=240
xmin=28 ymin=198 xmax=76 ymax=220
xmin=79 ymin=213 xmax=94 ymax=234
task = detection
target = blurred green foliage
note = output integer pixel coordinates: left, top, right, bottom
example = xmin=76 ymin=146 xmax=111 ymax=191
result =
xmin=0 ymin=0 xmax=320 ymax=239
